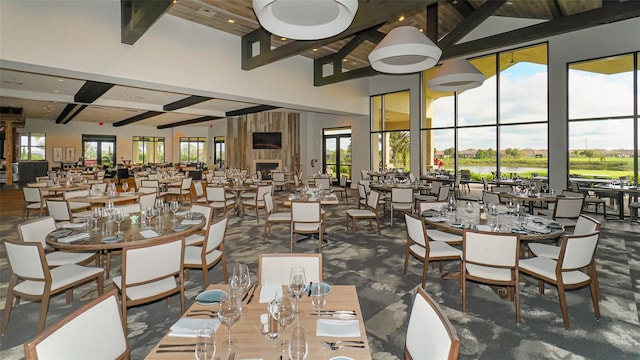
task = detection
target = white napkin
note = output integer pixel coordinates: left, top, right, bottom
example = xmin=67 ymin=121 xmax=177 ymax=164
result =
xmin=259 ymin=282 xmax=282 ymax=303
xmin=168 ymin=318 xmax=221 ymax=338
xmin=476 ymin=225 xmax=493 ymax=232
xmin=57 ymin=232 xmax=91 ymax=244
xmin=139 ymin=230 xmax=159 ymax=238
xmin=523 ymin=224 xmax=552 ymax=234
xmin=316 ymin=319 xmax=361 ymax=337
xmin=428 ymin=216 xmax=448 ymax=223
xmin=62 ymin=222 xmax=86 ymax=229
xmin=175 ymin=211 xmax=189 ymax=216
xmin=181 ymin=220 xmax=201 ymax=225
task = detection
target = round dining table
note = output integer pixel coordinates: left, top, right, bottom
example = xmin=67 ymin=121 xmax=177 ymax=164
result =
xmin=46 ymin=211 xmax=205 ymax=251
xmin=500 ymin=192 xmax=557 ymax=215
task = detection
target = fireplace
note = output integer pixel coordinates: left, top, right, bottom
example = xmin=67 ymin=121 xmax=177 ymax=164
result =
xmin=253 ymin=160 xmax=282 ymax=180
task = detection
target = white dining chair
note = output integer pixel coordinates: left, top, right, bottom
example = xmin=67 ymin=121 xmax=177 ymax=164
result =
xmin=184 ymin=216 xmax=228 ymax=287
xmin=45 ymin=198 xmax=74 ymax=224
xmin=263 ymin=192 xmax=291 ymax=241
xmin=405 ymin=287 xmax=460 ymax=360
xmin=63 ymin=189 xmax=91 ymax=215
xmin=389 ymin=187 xmax=414 ymax=226
xmin=23 ymin=289 xmax=129 ymax=360
xmin=138 ymin=192 xmax=157 ymax=212
xmin=290 ymin=200 xmax=324 ymax=252
xmin=206 ymin=185 xmax=236 ymax=217
xmin=272 ymin=171 xmax=286 ymax=192
xmin=462 ymin=229 xmax=521 ymax=323
xmin=346 ymin=189 xmax=382 ymax=235
xmin=22 ymin=186 xmax=45 ymax=219
xmin=193 ymin=180 xmax=208 ymax=204
xmin=242 ymin=184 xmax=272 ymax=222
xmin=258 ymin=253 xmax=322 ymax=285
xmin=184 ymin=204 xmax=214 ymax=246
xmin=2 ymin=239 xmax=104 ymax=334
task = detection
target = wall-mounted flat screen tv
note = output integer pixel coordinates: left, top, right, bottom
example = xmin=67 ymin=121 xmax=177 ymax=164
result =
xmin=252 ymin=132 xmax=282 ymax=149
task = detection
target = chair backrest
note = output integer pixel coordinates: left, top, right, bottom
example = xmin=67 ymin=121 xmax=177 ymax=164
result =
xmin=46 ymin=199 xmax=72 ymax=222
xmin=272 ymin=172 xmax=285 ymax=182
xmin=116 ymin=203 xmax=141 ymax=216
xmin=573 ymin=214 xmax=601 ymax=235
xmin=553 ymin=197 xmax=584 ymax=219
xmin=191 ymin=204 xmax=213 ymax=229
xmin=134 ymin=177 xmax=143 ymax=189
xmin=359 ymin=180 xmax=371 ymax=193
xmin=138 ymin=192 xmax=157 ymax=212
xmin=558 ymin=232 xmax=600 ymax=271
xmin=291 ymin=201 xmax=322 ymax=223
xmin=419 ymin=201 xmax=444 ymax=212
xmin=391 ymin=187 xmax=413 ymax=203
xmin=463 ymin=230 xmax=519 ymax=268
xmin=258 ymin=253 xmax=322 ymax=285
xmin=121 ymin=237 xmax=184 ymax=289
xmin=193 ymin=180 xmax=204 ymax=197
xmin=204 ymin=216 xmax=227 ymax=253
xmin=63 ymin=189 xmax=89 ymax=200
xmin=340 ymin=175 xmax=348 ymax=187
xmin=405 ymin=213 xmax=427 ymax=248
xmin=405 ymin=287 xmax=459 ymax=360
xmin=366 ymin=190 xmax=381 ymax=210
xmin=256 ymin=185 xmax=272 ymax=201
xmin=430 ymin=181 xmax=442 ymax=195
xmin=482 ymin=191 xmax=501 ymax=205
xmin=437 ymin=185 xmax=450 ymax=201
xmin=23 ymin=186 xmax=42 ymax=203
xmin=315 ymin=177 xmax=331 ymax=190
xmin=181 ymin=177 xmax=192 ymax=190
xmin=409 ymin=172 xmax=416 ymax=183
xmin=4 ymin=239 xmax=48 ymax=283
xmin=357 ymin=183 xmax=367 ymax=201
xmin=482 ymin=177 xmax=488 ymax=191
xmin=91 ymin=182 xmax=107 ymax=193
xmin=19 ymin=216 xmax=57 ymax=247
xmin=138 ymin=186 xmax=157 ymax=194
xmin=141 ymin=179 xmax=159 ymax=188
xmin=24 ymin=289 xmax=129 ymax=360
xmin=570 ymin=181 xmax=580 ymax=192
xmin=562 ymin=190 xmax=584 ymax=198
xmin=264 ymin=192 xmax=275 ymax=215
xmin=147 ymin=174 xmax=159 ymax=180
xmin=360 ymin=169 xmax=370 ymax=181
xmin=206 ymin=186 xmax=227 ymax=202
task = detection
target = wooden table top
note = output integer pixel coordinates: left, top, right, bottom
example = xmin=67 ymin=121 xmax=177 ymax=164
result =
xmin=70 ymin=193 xmax=139 ymax=204
xmin=145 ymin=284 xmax=371 ymax=360
xmin=46 ymin=212 xmax=204 ymax=251
xmin=500 ymin=192 xmax=558 ymax=203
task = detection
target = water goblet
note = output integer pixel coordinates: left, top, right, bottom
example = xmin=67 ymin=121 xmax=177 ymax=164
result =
xmin=143 ymin=206 xmax=155 ymax=228
xmin=488 ymin=204 xmax=499 ymax=231
xmin=288 ymin=326 xmax=308 ymax=360
xmin=169 ymin=200 xmax=179 ymax=223
xmin=121 ymin=181 xmax=129 ymax=193
xmin=270 ymin=290 xmax=295 ymax=351
xmin=113 ymin=210 xmax=125 ymax=234
xmin=155 ymin=198 xmax=164 ymax=215
xmin=289 ymin=267 xmax=306 ymax=313
xmin=231 ymin=263 xmax=251 ymax=296
xmin=310 ymin=282 xmax=328 ymax=316
xmin=218 ymin=291 xmax=241 ymax=350
xmin=91 ymin=207 xmax=102 ymax=230
xmin=195 ymin=326 xmax=216 ymax=360
xmin=104 ymin=201 xmax=115 ymax=218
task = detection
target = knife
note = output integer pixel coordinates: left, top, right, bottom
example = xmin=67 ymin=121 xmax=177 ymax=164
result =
xmin=246 ymin=284 xmax=259 ymax=304
xmin=156 ymin=349 xmax=196 ymax=353
xmin=158 ymin=343 xmax=196 ymax=348
xmin=242 ymin=283 xmax=256 ymax=302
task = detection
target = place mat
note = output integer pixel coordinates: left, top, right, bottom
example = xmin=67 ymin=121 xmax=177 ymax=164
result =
xmin=316 ymin=319 xmax=361 ymax=338
xmin=140 ymin=230 xmax=159 ymax=238
xmin=168 ymin=318 xmax=221 ymax=338
xmin=58 ymin=232 xmax=91 ymax=244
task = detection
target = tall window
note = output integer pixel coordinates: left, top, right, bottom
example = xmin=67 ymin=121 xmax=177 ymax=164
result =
xmin=323 ymin=128 xmax=352 ymax=181
xmin=421 ymin=43 xmax=548 ymax=181
xmin=213 ymin=136 xmax=225 ymax=166
xmin=20 ymin=133 xmax=46 ymax=160
xmin=133 ymin=136 xmax=164 ymax=164
xmin=180 ymin=137 xmax=206 ymax=163
xmin=568 ymin=52 xmax=639 ymax=182
xmin=82 ymin=135 xmax=115 ymax=167
xmin=371 ymin=90 xmax=411 ymax=171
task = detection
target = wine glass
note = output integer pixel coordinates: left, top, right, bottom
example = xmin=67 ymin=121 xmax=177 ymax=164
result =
xmin=91 ymin=207 xmax=102 ymax=230
xmin=104 ymin=201 xmax=115 ymax=218
xmin=218 ymin=291 xmax=241 ymax=350
xmin=170 ymin=200 xmax=180 ymax=223
xmin=195 ymin=326 xmax=216 ymax=360
xmin=270 ymin=290 xmax=295 ymax=351
xmin=155 ymin=198 xmax=164 ymax=215
xmin=464 ymin=201 xmax=474 ymax=225
xmin=121 ymin=181 xmax=129 ymax=193
xmin=231 ymin=263 xmax=251 ymax=296
xmin=288 ymin=267 xmax=306 ymax=313
xmin=113 ymin=209 xmax=125 ymax=234
xmin=506 ymin=199 xmax=515 ymax=215
xmin=488 ymin=204 xmax=499 ymax=231
xmin=143 ymin=206 xmax=155 ymax=228
xmin=310 ymin=282 xmax=328 ymax=316
xmin=288 ymin=326 xmax=308 ymax=360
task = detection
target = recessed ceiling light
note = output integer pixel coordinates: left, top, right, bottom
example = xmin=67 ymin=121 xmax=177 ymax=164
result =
xmin=313 ymin=48 xmax=318 ymax=51
xmin=227 ymin=19 xmax=235 ymax=23
xmin=398 ymin=16 xmax=405 ymax=21
xmin=57 ymin=79 xmax=64 ymax=82
xmin=280 ymin=37 xmax=287 ymax=41
xmin=53 ymin=90 xmax=59 ymax=93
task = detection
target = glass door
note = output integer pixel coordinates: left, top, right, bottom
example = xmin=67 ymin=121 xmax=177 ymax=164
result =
xmin=82 ymin=135 xmax=116 ymax=168
xmin=323 ymin=128 xmax=352 ymax=184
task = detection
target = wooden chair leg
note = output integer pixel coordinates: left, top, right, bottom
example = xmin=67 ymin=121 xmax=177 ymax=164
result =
xmin=557 ymin=283 xmax=571 ymax=329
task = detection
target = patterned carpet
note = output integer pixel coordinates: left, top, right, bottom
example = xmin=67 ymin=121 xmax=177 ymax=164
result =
xmin=1 ymin=194 xmax=639 ymax=359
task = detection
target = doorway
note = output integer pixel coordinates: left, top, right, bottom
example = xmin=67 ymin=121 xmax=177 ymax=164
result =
xmin=323 ymin=128 xmax=352 ymax=184
xmin=82 ymin=135 xmax=116 ymax=168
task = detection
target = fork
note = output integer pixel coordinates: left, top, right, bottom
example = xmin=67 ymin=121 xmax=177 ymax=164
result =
xmin=321 ymin=340 xmax=365 ymax=350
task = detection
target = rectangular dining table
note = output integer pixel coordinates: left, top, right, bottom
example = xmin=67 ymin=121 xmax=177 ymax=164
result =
xmin=145 ymin=284 xmax=371 ymax=360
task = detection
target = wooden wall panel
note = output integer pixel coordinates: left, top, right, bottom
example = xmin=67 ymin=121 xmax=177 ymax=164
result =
xmin=226 ymin=112 xmax=300 ymax=175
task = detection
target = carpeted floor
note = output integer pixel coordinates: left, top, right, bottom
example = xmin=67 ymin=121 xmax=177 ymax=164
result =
xmin=1 ymin=194 xmax=639 ymax=359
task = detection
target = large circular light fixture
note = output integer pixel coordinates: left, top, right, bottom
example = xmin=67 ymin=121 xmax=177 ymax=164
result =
xmin=252 ymin=0 xmax=358 ymax=40
xmin=368 ymin=26 xmax=442 ymax=74
xmin=428 ymin=58 xmax=485 ymax=92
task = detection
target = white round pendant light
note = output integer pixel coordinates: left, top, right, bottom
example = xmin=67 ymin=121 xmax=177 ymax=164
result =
xmin=368 ymin=26 xmax=442 ymax=74
xmin=252 ymin=0 xmax=358 ymax=40
xmin=428 ymin=58 xmax=485 ymax=92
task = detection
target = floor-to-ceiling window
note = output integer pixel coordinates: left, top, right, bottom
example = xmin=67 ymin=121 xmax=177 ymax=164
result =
xmin=323 ymin=128 xmax=352 ymax=182
xmin=132 ymin=136 xmax=164 ymax=164
xmin=421 ymin=43 xmax=548 ymax=181
xmin=213 ymin=136 xmax=225 ymax=167
xmin=179 ymin=137 xmax=206 ymax=163
xmin=568 ymin=52 xmax=639 ymax=182
xmin=82 ymin=134 xmax=115 ymax=167
xmin=371 ymin=90 xmax=410 ymax=172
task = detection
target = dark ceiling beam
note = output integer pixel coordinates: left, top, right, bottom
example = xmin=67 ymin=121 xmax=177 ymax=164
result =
xmin=226 ymin=105 xmax=279 ymax=117
xmin=55 ymin=104 xmax=87 ymax=124
xmin=163 ymin=95 xmax=212 ymax=111
xmin=450 ymin=0 xmax=475 ymax=18
xmin=75 ymin=81 xmax=115 ymax=103
xmin=242 ymin=0 xmax=438 ymax=70
xmin=545 ymin=0 xmax=563 ymax=19
xmin=315 ymin=66 xmax=379 ymax=86
xmin=441 ymin=0 xmax=640 ymax=60
xmin=121 ymin=0 xmax=173 ymax=45
xmin=156 ymin=115 xmax=223 ymax=129
xmin=426 ymin=3 xmax=438 ymax=41
xmin=438 ymin=0 xmax=506 ymax=48
xmin=112 ymin=111 xmax=163 ymax=127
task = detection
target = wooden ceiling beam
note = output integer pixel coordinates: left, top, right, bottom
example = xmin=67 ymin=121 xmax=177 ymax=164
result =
xmin=442 ymin=0 xmax=640 ymax=60
xmin=242 ymin=0 xmax=438 ymax=70
xmin=156 ymin=115 xmax=222 ymax=129
xmin=438 ymin=0 xmax=506 ymax=48
xmin=226 ymin=105 xmax=279 ymax=117
xmin=112 ymin=111 xmax=163 ymax=127
xmin=75 ymin=81 xmax=115 ymax=103
xmin=163 ymin=95 xmax=212 ymax=111
xmin=121 ymin=0 xmax=173 ymax=45
xmin=545 ymin=0 xmax=563 ymax=19
xmin=450 ymin=0 xmax=475 ymax=18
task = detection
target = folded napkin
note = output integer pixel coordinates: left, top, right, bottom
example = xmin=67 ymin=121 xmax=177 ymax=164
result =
xmin=58 ymin=232 xmax=91 ymax=244
xmin=62 ymin=222 xmax=86 ymax=229
xmin=476 ymin=225 xmax=493 ymax=232
xmin=180 ymin=220 xmax=201 ymax=225
xmin=316 ymin=319 xmax=361 ymax=338
xmin=168 ymin=318 xmax=221 ymax=338
xmin=259 ymin=282 xmax=282 ymax=304
xmin=139 ymin=230 xmax=159 ymax=238
xmin=428 ymin=216 xmax=448 ymax=223
xmin=175 ymin=211 xmax=189 ymax=216
xmin=523 ymin=224 xmax=552 ymax=234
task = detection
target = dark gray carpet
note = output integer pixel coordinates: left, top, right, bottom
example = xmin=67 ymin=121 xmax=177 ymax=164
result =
xmin=1 ymin=197 xmax=639 ymax=359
